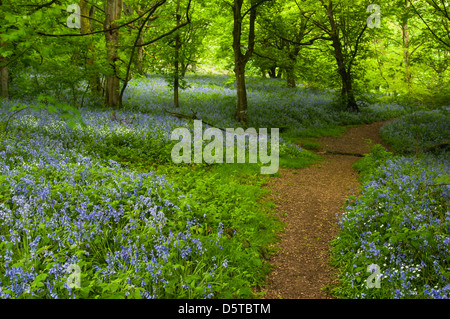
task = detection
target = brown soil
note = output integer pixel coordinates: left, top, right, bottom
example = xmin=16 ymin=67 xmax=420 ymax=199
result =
xmin=317 ymin=121 xmax=393 ymax=155
xmin=261 ymin=120 xmax=390 ymax=299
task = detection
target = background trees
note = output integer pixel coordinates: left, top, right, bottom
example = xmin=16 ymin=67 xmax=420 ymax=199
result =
xmin=0 ymin=0 xmax=448 ymax=120
xmin=230 ymin=0 xmax=270 ymax=123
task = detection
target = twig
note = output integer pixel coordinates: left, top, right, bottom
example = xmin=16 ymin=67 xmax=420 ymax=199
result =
xmin=1 ymin=107 xmax=29 ymax=137
xmin=425 ymin=183 xmax=450 ymax=187
xmin=163 ymin=108 xmax=227 ymax=132
xmin=422 ymin=141 xmax=449 ymax=152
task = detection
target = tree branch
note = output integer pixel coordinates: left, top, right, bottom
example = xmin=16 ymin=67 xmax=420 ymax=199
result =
xmin=57 ymin=8 xmax=104 ymax=25
xmin=21 ymin=0 xmax=61 ymax=13
xmin=163 ymin=107 xmax=227 ymax=131
xmin=0 ymin=39 xmax=38 ymax=68
xmin=36 ymin=1 xmax=165 ymax=38
xmin=253 ymin=50 xmax=277 ymax=62
xmin=347 ymin=23 xmax=367 ymax=72
xmin=119 ymin=4 xmax=163 ymax=102
xmin=242 ymin=0 xmax=270 ymax=19
xmin=408 ymin=0 xmax=450 ymax=49
xmin=134 ymin=0 xmax=191 ymax=47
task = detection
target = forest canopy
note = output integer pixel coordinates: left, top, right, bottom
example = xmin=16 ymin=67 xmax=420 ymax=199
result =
xmin=0 ymin=0 xmax=449 ymax=302
xmin=1 ymin=0 xmax=449 ymax=119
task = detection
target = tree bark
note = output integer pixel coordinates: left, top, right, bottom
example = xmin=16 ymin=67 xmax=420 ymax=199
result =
xmin=232 ymin=0 xmax=258 ymax=124
xmin=235 ymin=62 xmax=248 ymax=122
xmin=0 ymin=48 xmax=8 ymax=99
xmin=261 ymin=69 xmax=266 ymax=78
xmin=325 ymin=1 xmax=358 ymax=112
xmin=285 ymin=41 xmax=299 ymax=88
xmin=104 ymin=0 xmax=122 ymax=108
xmin=80 ymin=0 xmax=102 ymax=95
xmin=0 ymin=63 xmax=8 ymax=99
xmin=136 ymin=34 xmax=145 ymax=75
xmin=333 ymin=33 xmax=357 ymax=111
xmin=0 ymin=0 xmax=9 ymax=99
xmin=401 ymin=1 xmax=412 ymax=91
xmin=286 ymin=67 xmax=296 ymax=88
xmin=232 ymin=0 xmax=246 ymax=123
xmin=174 ymin=0 xmax=181 ymax=108
xmin=268 ymin=66 xmax=276 ymax=78
xmin=276 ymin=67 xmax=283 ymax=78
xmin=181 ymin=61 xmax=188 ymax=77
xmin=132 ymin=7 xmax=145 ymax=76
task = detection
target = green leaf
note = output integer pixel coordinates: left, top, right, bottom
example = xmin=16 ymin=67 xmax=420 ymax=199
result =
xmin=35 ymin=273 xmax=48 ymax=281
xmin=436 ymin=174 xmax=450 ymax=184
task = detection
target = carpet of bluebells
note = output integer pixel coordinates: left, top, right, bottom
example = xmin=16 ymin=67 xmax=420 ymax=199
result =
xmin=0 ymin=111 xmax=230 ymax=298
xmin=380 ymin=108 xmax=450 ymax=153
xmin=0 ymin=78 xmax=297 ymax=299
xmin=0 ymin=74 xmax=442 ymax=299
xmin=124 ymin=75 xmax=407 ymax=136
xmin=1 ymin=74 xmax=331 ymax=299
xmin=2 ymin=99 xmax=303 ymax=299
xmin=331 ymin=110 xmax=450 ymax=298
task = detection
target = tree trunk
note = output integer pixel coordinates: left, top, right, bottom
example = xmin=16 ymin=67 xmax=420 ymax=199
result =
xmin=0 ymin=62 xmax=8 ymax=99
xmin=0 ymin=0 xmax=9 ymax=99
xmin=232 ymin=0 xmax=246 ymax=123
xmin=286 ymin=68 xmax=296 ymax=88
xmin=232 ymin=0 xmax=257 ymax=124
xmin=174 ymin=0 xmax=181 ymax=108
xmin=326 ymin=3 xmax=358 ymax=112
xmin=132 ymin=7 xmax=145 ymax=76
xmin=104 ymin=0 xmax=122 ymax=108
xmin=285 ymin=40 xmax=300 ymax=88
xmin=402 ymin=26 xmax=412 ymax=90
xmin=181 ymin=62 xmax=188 ymax=77
xmin=234 ymin=62 xmax=248 ymax=123
xmin=268 ymin=66 xmax=276 ymax=78
xmin=0 ymin=41 xmax=8 ymax=99
xmin=276 ymin=67 xmax=283 ymax=78
xmin=338 ymin=58 xmax=357 ymax=111
xmin=402 ymin=1 xmax=412 ymax=91
xmin=174 ymin=48 xmax=180 ymax=108
xmin=136 ymin=34 xmax=145 ymax=75
xmin=333 ymin=35 xmax=357 ymax=111
xmin=80 ymin=1 xmax=102 ymax=96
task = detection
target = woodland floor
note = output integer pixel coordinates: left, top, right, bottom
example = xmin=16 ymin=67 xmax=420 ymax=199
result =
xmin=260 ymin=120 xmax=393 ymax=299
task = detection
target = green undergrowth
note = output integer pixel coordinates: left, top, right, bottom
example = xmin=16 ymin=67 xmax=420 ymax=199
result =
xmin=380 ymin=108 xmax=449 ymax=153
xmin=331 ymin=140 xmax=450 ymax=298
xmin=331 ymin=106 xmax=450 ymax=299
xmin=162 ymin=164 xmax=284 ymax=297
xmin=0 ymin=126 xmax=285 ymax=299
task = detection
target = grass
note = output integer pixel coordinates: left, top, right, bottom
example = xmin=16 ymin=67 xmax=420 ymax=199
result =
xmin=294 ymin=138 xmax=322 ymax=151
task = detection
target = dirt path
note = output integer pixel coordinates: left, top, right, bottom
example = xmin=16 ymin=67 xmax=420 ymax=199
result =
xmin=261 ymin=121 xmax=391 ymax=299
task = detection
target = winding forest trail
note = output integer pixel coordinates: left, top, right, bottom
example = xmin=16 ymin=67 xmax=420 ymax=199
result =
xmin=261 ymin=120 xmax=392 ymax=299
